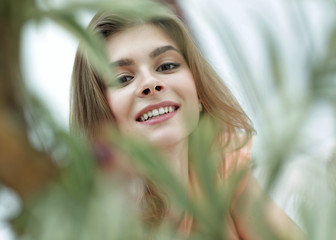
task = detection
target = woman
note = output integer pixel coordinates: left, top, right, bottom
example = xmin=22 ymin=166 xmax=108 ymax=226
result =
xmin=70 ymin=1 xmax=305 ymax=239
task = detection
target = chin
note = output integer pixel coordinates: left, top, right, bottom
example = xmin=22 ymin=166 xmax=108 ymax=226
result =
xmin=147 ymin=131 xmax=187 ymax=150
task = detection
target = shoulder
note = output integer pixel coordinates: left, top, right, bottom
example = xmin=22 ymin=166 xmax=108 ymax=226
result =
xmin=218 ymin=134 xmax=253 ymax=178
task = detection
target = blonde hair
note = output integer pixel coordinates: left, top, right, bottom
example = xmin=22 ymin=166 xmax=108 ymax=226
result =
xmin=70 ymin=0 xmax=255 ymax=227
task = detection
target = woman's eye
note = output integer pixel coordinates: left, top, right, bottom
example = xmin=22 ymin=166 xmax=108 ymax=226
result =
xmin=115 ymin=75 xmax=133 ymax=86
xmin=157 ymin=63 xmax=180 ymax=72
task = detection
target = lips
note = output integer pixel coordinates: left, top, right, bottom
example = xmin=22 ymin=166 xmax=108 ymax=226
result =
xmin=135 ymin=101 xmax=179 ymax=123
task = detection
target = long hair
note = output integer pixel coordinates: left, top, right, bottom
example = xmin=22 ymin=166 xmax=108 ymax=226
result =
xmin=70 ymin=0 xmax=255 ymax=228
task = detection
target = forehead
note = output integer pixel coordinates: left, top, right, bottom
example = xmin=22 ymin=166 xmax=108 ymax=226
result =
xmin=104 ymin=24 xmax=178 ymax=61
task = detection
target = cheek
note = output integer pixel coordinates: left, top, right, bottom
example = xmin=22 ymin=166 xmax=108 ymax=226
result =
xmin=186 ymin=96 xmax=200 ymax=128
xmin=106 ymin=90 xmax=131 ymax=127
xmin=183 ymin=73 xmax=199 ymax=107
xmin=177 ymin=73 xmax=200 ymax=130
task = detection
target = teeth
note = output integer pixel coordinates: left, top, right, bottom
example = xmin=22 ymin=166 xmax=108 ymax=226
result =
xmin=138 ymin=106 xmax=178 ymax=122
xmin=152 ymin=109 xmax=159 ymax=117
xmin=144 ymin=113 xmax=148 ymax=120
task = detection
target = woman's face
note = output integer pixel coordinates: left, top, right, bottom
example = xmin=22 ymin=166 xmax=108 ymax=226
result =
xmin=105 ymin=24 xmax=200 ymax=149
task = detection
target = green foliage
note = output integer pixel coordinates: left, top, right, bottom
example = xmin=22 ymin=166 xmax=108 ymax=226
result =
xmin=0 ymin=0 xmax=335 ymax=239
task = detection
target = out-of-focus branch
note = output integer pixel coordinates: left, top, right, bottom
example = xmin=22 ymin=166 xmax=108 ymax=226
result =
xmin=159 ymin=0 xmax=184 ymax=19
xmin=0 ymin=0 xmax=57 ymax=200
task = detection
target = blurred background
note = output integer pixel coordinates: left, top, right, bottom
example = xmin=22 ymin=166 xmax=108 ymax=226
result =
xmin=1 ymin=0 xmax=335 ymax=239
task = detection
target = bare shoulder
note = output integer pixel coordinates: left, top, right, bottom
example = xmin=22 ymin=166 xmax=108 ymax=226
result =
xmin=217 ymin=135 xmax=305 ymax=239
xmin=218 ymin=134 xmax=253 ymax=176
xmin=231 ymin=169 xmax=306 ymax=240
xmin=218 ymin=134 xmax=253 ymax=201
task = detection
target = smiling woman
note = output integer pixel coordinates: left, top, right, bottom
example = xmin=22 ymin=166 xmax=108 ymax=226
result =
xmin=105 ymin=24 xmax=200 ymax=149
xmin=70 ymin=0 xmax=305 ymax=239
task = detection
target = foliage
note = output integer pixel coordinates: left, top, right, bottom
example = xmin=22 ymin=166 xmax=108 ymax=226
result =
xmin=0 ymin=0 xmax=335 ymax=239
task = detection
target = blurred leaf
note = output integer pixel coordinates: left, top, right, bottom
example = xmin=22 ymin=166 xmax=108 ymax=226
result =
xmin=106 ymin=129 xmax=202 ymax=221
xmin=2 ymin=0 xmax=336 ymax=239
xmin=42 ymin=8 xmax=113 ymax=83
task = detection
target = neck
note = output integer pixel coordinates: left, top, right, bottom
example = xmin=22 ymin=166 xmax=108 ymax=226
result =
xmin=160 ymin=139 xmax=189 ymax=188
xmin=159 ymin=139 xmax=190 ymax=224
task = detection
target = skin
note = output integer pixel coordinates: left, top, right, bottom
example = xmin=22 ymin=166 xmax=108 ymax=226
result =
xmin=221 ymin=141 xmax=306 ymax=240
xmin=105 ymin=24 xmax=200 ymax=185
xmin=104 ymin=23 xmax=306 ymax=240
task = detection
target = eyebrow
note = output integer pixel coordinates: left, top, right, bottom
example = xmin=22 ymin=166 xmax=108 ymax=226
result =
xmin=110 ymin=59 xmax=134 ymax=67
xmin=110 ymin=45 xmax=180 ymax=67
xmin=149 ymin=45 xmax=180 ymax=58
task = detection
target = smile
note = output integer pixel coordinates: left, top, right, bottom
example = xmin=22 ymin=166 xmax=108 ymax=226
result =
xmin=137 ymin=106 xmax=178 ymax=122
xmin=135 ymin=101 xmax=180 ymax=125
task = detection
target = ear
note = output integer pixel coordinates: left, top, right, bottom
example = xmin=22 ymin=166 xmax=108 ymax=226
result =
xmin=198 ymin=97 xmax=203 ymax=112
xmin=198 ymin=102 xmax=203 ymax=112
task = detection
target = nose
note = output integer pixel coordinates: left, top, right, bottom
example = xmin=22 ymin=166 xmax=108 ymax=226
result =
xmin=137 ymin=75 xmax=165 ymax=97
